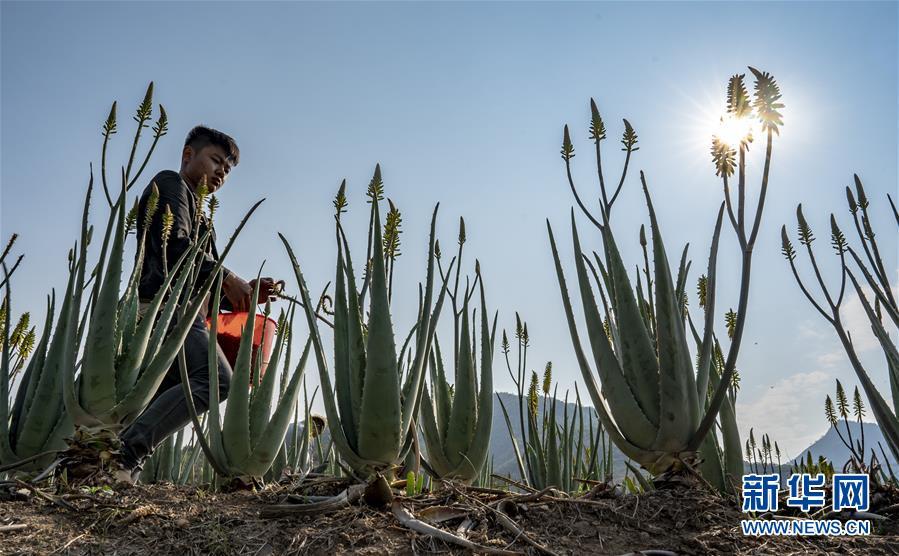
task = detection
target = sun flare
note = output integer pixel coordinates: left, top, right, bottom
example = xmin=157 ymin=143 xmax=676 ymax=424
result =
xmin=714 ymin=114 xmax=758 ymax=149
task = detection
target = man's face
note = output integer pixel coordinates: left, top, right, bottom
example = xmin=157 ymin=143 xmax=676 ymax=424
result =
xmin=181 ymin=143 xmax=233 ymax=193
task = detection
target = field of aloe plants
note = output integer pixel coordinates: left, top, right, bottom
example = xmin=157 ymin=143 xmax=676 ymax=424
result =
xmin=2 ymin=68 xmax=898 ymax=555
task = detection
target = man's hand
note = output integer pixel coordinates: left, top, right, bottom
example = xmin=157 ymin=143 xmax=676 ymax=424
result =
xmin=249 ymin=277 xmax=277 ymax=305
xmin=222 ymin=273 xmax=253 ymax=313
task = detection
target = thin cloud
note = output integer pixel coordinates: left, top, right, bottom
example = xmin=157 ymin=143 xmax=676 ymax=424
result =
xmin=737 ymin=370 xmax=832 ymax=459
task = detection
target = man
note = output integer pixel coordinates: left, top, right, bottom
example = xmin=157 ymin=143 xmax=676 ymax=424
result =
xmin=117 ymin=125 xmax=273 ymax=481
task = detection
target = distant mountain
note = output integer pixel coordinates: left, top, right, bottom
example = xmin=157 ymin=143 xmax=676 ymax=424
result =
xmin=789 ymin=420 xmax=898 ymax=471
xmin=489 ymin=391 xmax=632 ymax=480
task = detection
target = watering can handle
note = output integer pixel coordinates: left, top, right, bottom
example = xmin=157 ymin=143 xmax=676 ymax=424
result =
xmin=270 ymin=280 xmax=286 ymax=300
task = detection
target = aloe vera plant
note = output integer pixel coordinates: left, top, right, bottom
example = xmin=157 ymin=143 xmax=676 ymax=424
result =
xmin=499 ymin=369 xmax=609 ymax=492
xmin=179 ymin=274 xmax=316 ymax=484
xmin=0 ymin=259 xmax=78 ymax=477
xmin=266 ymin=380 xmax=321 ymax=482
xmin=420 ymin=274 xmax=495 ymax=482
xmin=2 ymin=256 xmax=72 ymax=473
xmin=495 ymin=320 xmax=611 ymax=491
xmin=418 ymin=217 xmax=495 ymax=483
xmin=784 ymin=176 xmax=899 ymax=465
xmin=281 ymin=167 xmax=451 ymax=479
xmin=62 ymin=166 xmax=259 ymax=464
xmin=548 ymin=69 xmax=781 ymax=488
xmin=3 ymin=88 xmax=262 ymax=482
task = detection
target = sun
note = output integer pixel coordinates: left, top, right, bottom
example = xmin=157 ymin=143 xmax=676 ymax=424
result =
xmin=714 ymin=113 xmax=758 ymax=149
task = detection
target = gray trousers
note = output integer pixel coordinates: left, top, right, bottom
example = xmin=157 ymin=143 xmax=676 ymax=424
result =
xmin=119 ymin=311 xmax=232 ymax=469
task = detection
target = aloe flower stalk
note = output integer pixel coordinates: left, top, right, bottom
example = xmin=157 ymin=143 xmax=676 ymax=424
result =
xmin=785 ymin=175 xmax=899 ymax=463
xmin=279 ymin=169 xmax=451 ymax=479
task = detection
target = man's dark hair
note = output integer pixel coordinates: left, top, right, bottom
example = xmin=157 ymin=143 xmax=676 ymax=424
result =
xmin=184 ymin=125 xmax=240 ymax=165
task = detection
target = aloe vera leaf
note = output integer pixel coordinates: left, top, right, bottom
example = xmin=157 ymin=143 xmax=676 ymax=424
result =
xmin=844 ymin=271 xmax=899 ymax=460
xmin=433 ymin=336 xmax=453 ymax=446
xmin=527 ymin=410 xmax=547 ymax=488
xmin=204 ymin=273 xmax=228 ymax=470
xmin=694 ymin=205 xmax=725 ymax=406
xmin=118 ymin=240 xmax=199 ymax=396
xmin=573 ymin=386 xmax=585 ymax=485
xmin=109 ymin=283 xmax=214 ymax=424
xmin=356 ymin=198 xmax=401 ymax=465
xmin=890 ymin=355 xmax=899 ymax=419
xmin=720 ymin=391 xmax=743 ymax=492
xmin=244 ymin=336 xmax=312 ymax=477
xmin=420 ymin=384 xmax=453 ymax=476
xmin=279 ymin=233 xmax=375 ymax=475
xmin=425 ymin=348 xmax=442 ymax=440
xmin=80 ymin=187 xmax=128 ymax=415
xmin=178 ymin=414 xmax=208 ymax=484
xmin=168 ymin=431 xmax=181 ymax=481
xmin=598 ymin=221 xmax=662 ymax=429
xmin=562 ymin=391 xmax=574 ymax=493
xmin=443 ymin=295 xmax=477 ymax=469
xmin=447 ymin=278 xmax=494 ymax=481
xmin=625 ymin=461 xmax=654 ymax=492
xmin=62 ymin=240 xmax=105 ymax=427
xmin=115 ymin=222 xmax=147 ymax=393
xmin=118 ymin=220 xmax=147 ymax=337
xmin=496 ymin=394 xmax=527 ymax=485
xmin=142 ymin=252 xmax=198 ymax=366
xmin=115 ymin=293 xmax=139 ymax=399
xmin=11 ymin=294 xmax=53 ymax=446
xmin=404 ymin=274 xmax=452 ymax=446
xmin=547 ymin=220 xmax=654 ymax=464
xmin=399 ymin=205 xmax=446 ymax=438
xmin=570 ymin=214 xmax=657 ymax=447
xmin=635 ymin=276 xmax=653 ymax=341
xmin=642 ymin=184 xmax=698 ymax=450
xmin=674 ymin=244 xmax=690 ymax=317
xmin=397 ymin=322 xmax=418 ymax=381
xmin=37 ymin=406 xmax=71 ymax=456
xmin=0 ymin=283 xmax=15 ymax=462
xmin=249 ymin=309 xmax=289 ymax=447
xmin=337 ymin=223 xmax=366 ymax=449
xmin=545 ymin=391 xmax=562 ymax=489
xmin=589 ymin=252 xmax=623 ymax=356
xmin=583 ymin=259 xmax=621 ymax=377
xmin=330 ymin=229 xmax=355 ymax=451
xmin=697 ymin=420 xmax=726 ymax=492
xmin=177 ymin=340 xmax=231 ymax=477
xmin=221 ymin=273 xmax=262 ymax=468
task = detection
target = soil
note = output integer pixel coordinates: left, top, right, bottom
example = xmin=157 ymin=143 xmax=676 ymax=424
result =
xmin=1 ymin=481 xmax=897 ymax=555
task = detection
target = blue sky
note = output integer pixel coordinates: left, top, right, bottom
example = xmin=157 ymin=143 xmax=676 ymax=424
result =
xmin=2 ymin=1 xmax=897 ymax=458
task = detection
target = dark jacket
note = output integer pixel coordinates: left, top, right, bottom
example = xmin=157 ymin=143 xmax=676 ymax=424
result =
xmin=136 ymin=170 xmax=231 ymax=304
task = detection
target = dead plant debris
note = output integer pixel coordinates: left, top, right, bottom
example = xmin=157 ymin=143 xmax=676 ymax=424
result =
xmin=1 ymin=481 xmax=897 ymax=555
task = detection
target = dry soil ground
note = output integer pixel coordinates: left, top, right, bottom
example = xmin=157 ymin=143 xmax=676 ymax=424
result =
xmin=1 ymin=481 xmax=898 ymax=555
